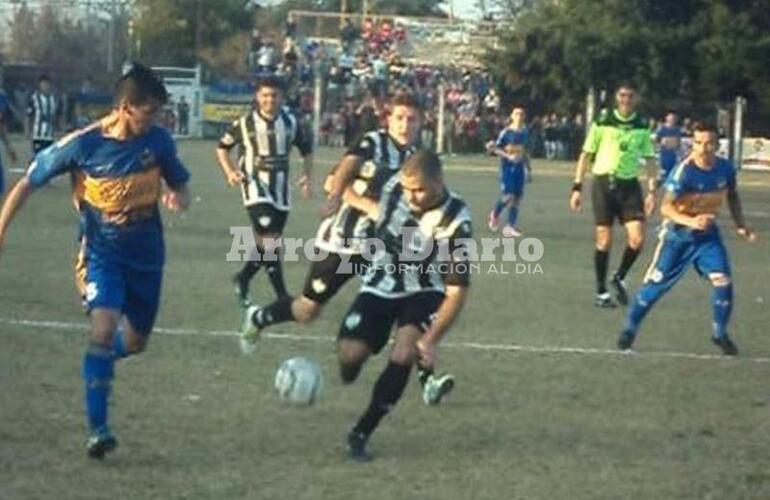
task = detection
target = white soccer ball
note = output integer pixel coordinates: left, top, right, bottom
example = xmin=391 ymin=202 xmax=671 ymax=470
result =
xmin=274 ymin=357 xmax=323 ymax=405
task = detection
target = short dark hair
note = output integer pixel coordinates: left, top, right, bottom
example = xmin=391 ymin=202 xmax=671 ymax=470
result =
xmin=114 ymin=63 xmax=168 ymax=106
xmin=401 ymin=149 xmax=442 ymax=181
xmin=390 ymin=89 xmax=420 ymax=110
xmin=255 ymin=74 xmax=285 ymax=91
xmin=692 ymin=121 xmax=717 ymax=134
xmin=615 ymin=81 xmax=636 ymax=93
xmin=39 ymin=74 xmax=51 ymax=84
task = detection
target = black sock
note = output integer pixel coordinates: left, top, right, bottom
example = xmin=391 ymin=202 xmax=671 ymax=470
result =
xmin=264 ymin=259 xmax=288 ymax=298
xmin=353 ymin=361 xmax=411 ymax=436
xmin=239 ymin=260 xmax=262 ymax=282
xmin=254 ymin=296 xmax=295 ymax=328
xmin=339 ymin=362 xmax=363 ymax=384
xmin=594 ymin=249 xmax=610 ymax=294
xmin=615 ymin=246 xmax=641 ymax=281
xmin=417 ymin=364 xmax=433 ymax=387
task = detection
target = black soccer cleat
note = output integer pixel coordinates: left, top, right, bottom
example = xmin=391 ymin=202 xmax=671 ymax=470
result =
xmin=346 ymin=430 xmax=373 ymax=463
xmin=86 ymin=432 xmax=117 ymax=459
xmin=610 ymin=275 xmax=629 ymax=306
xmin=594 ymin=292 xmax=617 ymax=309
xmin=711 ymin=335 xmax=739 ymax=356
xmin=617 ymin=329 xmax=636 ymax=351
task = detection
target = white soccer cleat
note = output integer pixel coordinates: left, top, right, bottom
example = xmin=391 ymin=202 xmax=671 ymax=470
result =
xmin=501 ymin=225 xmax=522 ymax=238
xmin=239 ymin=305 xmax=261 ymax=355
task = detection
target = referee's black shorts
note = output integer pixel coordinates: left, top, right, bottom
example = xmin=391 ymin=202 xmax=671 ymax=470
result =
xmin=591 ymin=175 xmax=644 ymax=226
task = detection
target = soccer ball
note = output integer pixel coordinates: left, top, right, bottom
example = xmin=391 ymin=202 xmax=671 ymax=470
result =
xmin=274 ymin=357 xmax=323 ymax=405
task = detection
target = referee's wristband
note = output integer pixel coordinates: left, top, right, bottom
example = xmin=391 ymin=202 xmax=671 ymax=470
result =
xmin=571 ymin=182 xmax=583 ymax=193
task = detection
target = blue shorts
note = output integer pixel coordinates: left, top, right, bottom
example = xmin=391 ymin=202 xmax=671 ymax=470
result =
xmin=658 ymin=149 xmax=678 ymax=183
xmin=500 ymin=164 xmax=525 ymax=198
xmin=83 ymin=257 xmax=163 ymax=334
xmin=643 ymin=231 xmax=730 ymax=288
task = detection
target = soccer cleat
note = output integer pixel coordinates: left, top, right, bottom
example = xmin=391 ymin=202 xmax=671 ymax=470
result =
xmin=86 ymin=430 xmax=117 ymax=459
xmin=501 ymin=225 xmax=522 ymax=238
xmin=347 ymin=430 xmax=373 ymax=462
xmin=488 ymin=210 xmax=500 ymax=232
xmin=239 ymin=305 xmax=261 ymax=355
xmin=617 ymin=329 xmax=636 ymax=351
xmin=231 ymin=272 xmax=252 ymax=309
xmin=422 ymin=373 xmax=455 ymax=406
xmin=594 ymin=292 xmax=617 ymax=308
xmin=610 ymin=274 xmax=629 ymax=306
xmin=711 ymin=335 xmax=739 ymax=356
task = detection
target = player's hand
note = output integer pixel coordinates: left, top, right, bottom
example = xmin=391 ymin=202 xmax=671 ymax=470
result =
xmin=569 ymin=190 xmax=582 ymax=212
xmin=416 ymin=338 xmax=436 ymax=368
xmin=296 ymin=173 xmax=312 ymax=199
xmin=225 ymin=168 xmax=245 ymax=187
xmin=691 ymin=213 xmax=715 ymax=231
xmin=318 ymin=194 xmax=341 ymax=218
xmin=484 ymin=141 xmax=495 ymax=155
xmin=644 ymin=192 xmax=656 ymax=216
xmin=737 ymin=226 xmax=757 ymax=243
xmin=162 ymin=187 xmax=190 ymax=213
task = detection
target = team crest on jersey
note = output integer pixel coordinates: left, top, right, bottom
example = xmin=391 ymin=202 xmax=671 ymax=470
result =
xmin=360 ymin=161 xmax=376 ymax=179
xmin=85 ymin=282 xmax=99 ymax=302
xmin=345 ymin=311 xmax=361 ymax=330
xmin=258 ymin=216 xmax=272 ymax=227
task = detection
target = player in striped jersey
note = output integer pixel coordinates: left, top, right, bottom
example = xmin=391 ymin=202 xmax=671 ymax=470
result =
xmin=216 ymin=75 xmax=313 ymax=303
xmin=239 ymin=90 xmax=420 ymax=340
xmin=340 ymin=149 xmax=472 ymax=461
xmin=27 ymin=74 xmax=59 ymax=156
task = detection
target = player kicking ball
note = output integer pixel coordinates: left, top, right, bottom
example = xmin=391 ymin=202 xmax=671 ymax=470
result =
xmin=487 ymin=106 xmax=531 ymax=237
xmin=617 ymin=122 xmax=756 ymax=355
xmin=0 ymin=64 xmax=191 ymax=458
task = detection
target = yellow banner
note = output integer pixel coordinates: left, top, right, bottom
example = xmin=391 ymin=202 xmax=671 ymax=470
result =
xmin=203 ymin=103 xmax=252 ymax=123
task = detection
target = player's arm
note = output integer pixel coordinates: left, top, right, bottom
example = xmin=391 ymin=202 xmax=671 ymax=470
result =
xmin=660 ymin=193 xmax=713 ymax=231
xmin=159 ymin=130 xmax=191 ymax=212
xmin=643 ymin=156 xmax=658 ymax=215
xmin=293 ymin=121 xmax=314 ymax=198
xmin=726 ymin=182 xmax=757 ymax=242
xmin=215 ymin=120 xmax=245 ymax=187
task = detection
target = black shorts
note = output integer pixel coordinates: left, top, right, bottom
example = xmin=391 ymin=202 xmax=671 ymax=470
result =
xmin=302 ymin=252 xmax=366 ymax=305
xmin=246 ymin=203 xmax=288 ymax=235
xmin=591 ymin=175 xmax=644 ymax=226
xmin=338 ymin=291 xmax=444 ymax=354
xmin=32 ymin=140 xmax=54 ymax=155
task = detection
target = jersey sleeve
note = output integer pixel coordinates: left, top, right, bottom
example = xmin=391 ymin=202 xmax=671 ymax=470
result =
xmin=217 ymin=119 xmax=243 ymax=150
xmin=346 ymin=134 xmax=376 ymax=160
xmin=157 ymin=128 xmax=191 ymax=188
xmin=494 ymin=129 xmax=508 ymax=149
xmin=26 ymin=136 xmax=82 ymax=187
xmin=663 ymin=163 xmax=687 ymax=198
xmin=582 ymin=122 xmax=601 ymax=154
xmin=441 ymin=216 xmax=473 ymax=287
xmin=640 ymin=129 xmax=655 ymax=158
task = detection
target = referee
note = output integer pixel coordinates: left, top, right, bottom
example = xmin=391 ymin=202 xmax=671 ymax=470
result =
xmin=569 ymin=82 xmax=657 ymax=308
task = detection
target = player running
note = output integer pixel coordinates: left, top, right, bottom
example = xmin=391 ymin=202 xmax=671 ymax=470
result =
xmin=655 ymin=110 xmax=684 ymax=184
xmin=617 ymin=122 xmax=756 ymax=355
xmin=339 ymin=149 xmax=472 ymax=461
xmin=0 ymin=64 xmax=191 ymax=458
xmin=488 ymin=106 xmax=531 ymax=237
xmin=216 ymin=75 xmax=313 ymax=304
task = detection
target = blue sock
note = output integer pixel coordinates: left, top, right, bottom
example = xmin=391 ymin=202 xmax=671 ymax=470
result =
xmin=111 ymin=328 xmax=130 ymax=360
xmin=493 ymin=200 xmax=505 ymax=218
xmin=624 ymin=282 xmax=668 ymax=335
xmin=82 ymin=342 xmax=114 ymax=433
xmin=711 ymin=284 xmax=733 ymax=339
xmin=507 ymin=205 xmax=519 ymax=227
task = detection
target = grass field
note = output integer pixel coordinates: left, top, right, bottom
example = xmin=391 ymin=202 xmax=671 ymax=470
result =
xmin=1 ymin=139 xmax=769 ymax=500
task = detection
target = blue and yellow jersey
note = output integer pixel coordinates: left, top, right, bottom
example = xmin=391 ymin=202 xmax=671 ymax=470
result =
xmin=662 ymin=156 xmax=735 ymax=240
xmin=655 ymin=125 xmax=683 ymax=151
xmin=495 ymin=126 xmax=529 ymax=169
xmin=26 ymin=122 xmax=190 ymax=271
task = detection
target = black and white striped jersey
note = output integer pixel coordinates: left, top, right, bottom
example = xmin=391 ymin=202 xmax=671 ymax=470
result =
xmin=315 ymin=129 xmax=414 ymax=254
xmin=218 ymin=106 xmax=311 ymax=210
xmin=360 ymin=175 xmax=473 ymax=298
xmin=27 ymin=91 xmax=58 ymax=141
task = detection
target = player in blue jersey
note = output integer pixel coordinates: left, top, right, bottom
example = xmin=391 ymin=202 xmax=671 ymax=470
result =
xmin=617 ymin=122 xmax=756 ymax=355
xmin=487 ymin=106 xmax=531 ymax=237
xmin=0 ymin=64 xmax=191 ymax=458
xmin=0 ymin=89 xmax=19 ymax=196
xmin=655 ymin=110 xmax=683 ymax=184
